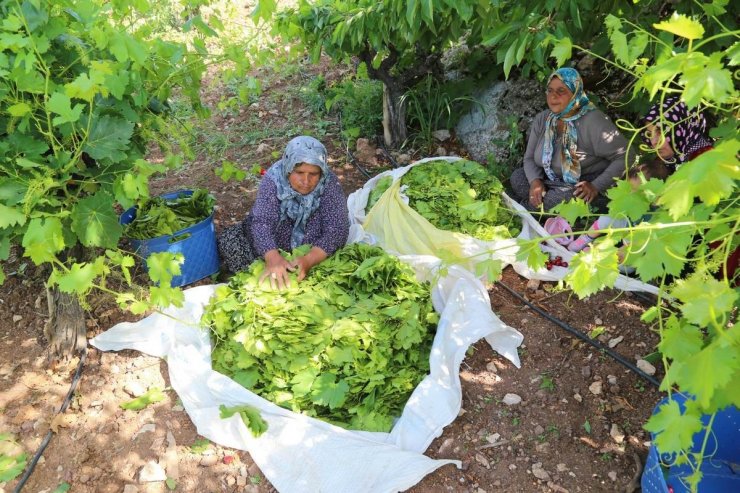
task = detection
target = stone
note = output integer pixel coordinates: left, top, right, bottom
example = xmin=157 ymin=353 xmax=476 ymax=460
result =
xmin=636 ymin=359 xmax=656 ymax=375
xmin=396 ymin=153 xmax=411 ymax=165
xmin=256 ymin=143 xmax=270 ymax=154
xmin=123 ymin=381 xmax=147 ymax=398
xmin=355 ymin=138 xmax=378 ymax=165
xmin=526 ymin=279 xmax=541 ymax=292
xmin=608 ymin=336 xmax=624 ymax=348
xmin=610 ymin=424 xmax=625 ymax=444
xmin=608 ymin=471 xmax=618 ymax=481
xmin=12 ymin=315 xmax=22 ymax=323
xmin=534 ymin=425 xmax=545 ymax=435
xmin=485 ymin=361 xmax=498 ymax=373
xmin=588 ymin=381 xmax=603 ymax=395
xmin=437 ymin=437 xmax=455 ymax=456
xmin=581 ymin=366 xmax=591 ymax=378
xmin=432 ymin=129 xmax=451 ymax=141
xmin=138 ymin=461 xmax=166 ymax=483
xmin=435 ymin=146 xmax=447 ymax=156
xmin=573 ymin=393 xmax=583 ymax=403
xmin=595 ymin=317 xmax=603 ymax=325
xmin=531 ymin=462 xmax=551 ymax=481
xmin=502 ymin=393 xmax=522 ymax=406
xmin=475 ymin=453 xmax=490 ymax=468
xmin=607 ymin=375 xmax=617 ymax=385
xmin=556 ymin=463 xmax=568 ymax=472
xmin=455 ymin=79 xmax=543 ymax=164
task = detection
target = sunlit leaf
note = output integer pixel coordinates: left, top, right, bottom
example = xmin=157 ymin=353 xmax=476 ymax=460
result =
xmin=653 ymin=13 xmax=705 ymax=40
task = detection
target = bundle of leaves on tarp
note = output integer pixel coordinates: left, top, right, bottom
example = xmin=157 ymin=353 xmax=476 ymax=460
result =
xmin=367 ymin=159 xmax=521 ymax=240
xmin=201 ymin=243 xmax=439 ymax=432
xmin=124 ymin=189 xmax=215 ymax=239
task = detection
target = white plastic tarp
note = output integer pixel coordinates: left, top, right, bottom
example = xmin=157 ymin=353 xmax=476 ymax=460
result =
xmin=91 ymin=254 xmax=524 ymax=493
xmin=347 ymin=157 xmax=659 ymax=295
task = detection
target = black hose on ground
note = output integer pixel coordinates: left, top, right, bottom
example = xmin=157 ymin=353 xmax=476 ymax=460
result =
xmin=13 ymin=347 xmax=88 ymax=493
xmin=495 ymin=281 xmax=661 ymax=388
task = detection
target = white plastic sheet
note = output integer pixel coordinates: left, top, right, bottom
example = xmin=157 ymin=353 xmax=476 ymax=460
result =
xmin=91 ymin=254 xmax=523 ymax=493
xmin=347 ymin=157 xmax=659 ymax=295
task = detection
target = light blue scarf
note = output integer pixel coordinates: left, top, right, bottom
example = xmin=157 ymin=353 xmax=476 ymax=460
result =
xmin=542 ymin=67 xmax=596 ymax=184
xmin=266 ymin=136 xmax=331 ymax=248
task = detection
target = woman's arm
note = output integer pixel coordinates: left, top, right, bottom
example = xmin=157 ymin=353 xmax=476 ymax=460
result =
xmin=522 ymin=111 xmax=547 ymax=184
xmin=310 ymin=177 xmax=350 ymax=257
xmin=249 ymin=177 xmax=282 ymax=256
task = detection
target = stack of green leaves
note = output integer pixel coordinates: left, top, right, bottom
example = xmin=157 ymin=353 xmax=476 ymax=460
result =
xmin=400 ymin=159 xmax=521 ymax=240
xmin=124 ymin=189 xmax=215 ymax=239
xmin=201 ymin=243 xmax=439 ymax=432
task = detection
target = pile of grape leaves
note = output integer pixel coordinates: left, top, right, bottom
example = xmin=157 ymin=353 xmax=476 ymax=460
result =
xmin=201 ymin=243 xmax=439 ymax=432
xmin=366 ymin=160 xmax=521 ymax=240
xmin=124 ymin=189 xmax=215 ymax=239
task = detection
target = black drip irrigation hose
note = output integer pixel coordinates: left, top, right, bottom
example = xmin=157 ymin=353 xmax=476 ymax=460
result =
xmin=495 ymin=281 xmax=661 ymax=388
xmin=13 ymin=347 xmax=88 ymax=493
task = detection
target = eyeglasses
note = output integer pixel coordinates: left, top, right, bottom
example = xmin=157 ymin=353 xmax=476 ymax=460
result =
xmin=545 ymin=87 xmax=570 ymax=97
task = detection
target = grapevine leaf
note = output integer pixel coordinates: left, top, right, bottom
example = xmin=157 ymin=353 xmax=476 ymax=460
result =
xmin=624 ymin=222 xmax=693 ymax=281
xmin=219 ymin=404 xmax=268 ymax=437
xmin=672 ymin=276 xmax=738 ymax=328
xmin=47 ymin=92 xmax=84 ymax=125
xmin=516 ymin=239 xmax=548 ymax=271
xmin=82 ymin=115 xmax=134 ymax=163
xmin=653 ymin=13 xmax=705 ymax=40
xmin=311 ymin=373 xmax=349 ymax=410
xmin=70 ymin=192 xmax=122 ymax=249
xmin=658 ymin=316 xmax=703 ymax=361
xmin=146 ymin=252 xmax=183 ymax=285
xmin=51 ymin=263 xmax=97 ymax=293
xmin=606 ymin=179 xmax=651 ymax=221
xmin=251 ymin=0 xmax=277 ymax=24
xmin=679 ymin=53 xmax=734 ymax=107
xmin=552 ymin=198 xmax=591 ymax=226
xmin=645 ymin=399 xmax=704 ymax=455
xmin=564 ymin=240 xmax=619 ymax=298
xmin=727 ymin=41 xmax=740 ymax=66
xmin=149 ymin=285 xmax=184 ymax=308
xmin=677 ymin=342 xmax=738 ymax=408
xmin=658 ymin=141 xmax=740 ymax=219
xmin=22 ymin=217 xmax=65 ymax=265
xmin=550 ymin=37 xmax=572 ymax=67
xmin=120 ymin=387 xmax=166 ymax=410
xmin=0 ymin=204 xmax=26 ymax=228
xmin=7 ymin=102 xmax=31 ymax=116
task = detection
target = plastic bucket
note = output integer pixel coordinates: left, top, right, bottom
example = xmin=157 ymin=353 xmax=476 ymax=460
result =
xmin=641 ymin=392 xmax=740 ymax=492
xmin=120 ymin=190 xmax=220 ymax=287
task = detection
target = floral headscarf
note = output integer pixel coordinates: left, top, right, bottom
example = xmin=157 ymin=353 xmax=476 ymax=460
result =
xmin=266 ymin=136 xmax=332 ymax=248
xmin=642 ymin=96 xmax=713 ymax=167
xmin=542 ymin=67 xmax=596 ymax=184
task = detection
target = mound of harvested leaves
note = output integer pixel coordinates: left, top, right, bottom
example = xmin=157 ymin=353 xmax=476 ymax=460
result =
xmin=400 ymin=159 xmax=521 ymax=240
xmin=202 ymin=243 xmax=439 ymax=432
xmin=124 ymin=189 xmax=215 ymax=239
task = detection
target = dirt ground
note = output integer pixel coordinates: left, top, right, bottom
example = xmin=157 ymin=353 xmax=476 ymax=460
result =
xmin=0 ymin=58 xmax=664 ymax=493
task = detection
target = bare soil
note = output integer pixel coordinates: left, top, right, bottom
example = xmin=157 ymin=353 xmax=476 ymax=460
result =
xmin=1 ymin=58 xmax=663 ymax=493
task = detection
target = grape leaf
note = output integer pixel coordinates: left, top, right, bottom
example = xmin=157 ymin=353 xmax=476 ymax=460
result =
xmin=146 ymin=252 xmax=183 ymax=285
xmin=565 ymin=240 xmax=619 ymax=298
xmin=553 ymin=198 xmax=592 ymax=226
xmin=70 ymin=192 xmax=123 ymax=249
xmin=311 ymin=373 xmax=349 ymax=410
xmin=645 ymin=399 xmax=703 ymax=455
xmin=21 ymin=217 xmax=65 ymax=265
xmin=677 ymin=342 xmax=738 ymax=408
xmin=50 ymin=262 xmax=97 ymax=293
xmin=120 ymin=387 xmax=166 ymax=410
xmin=219 ymin=404 xmax=268 ymax=437
xmin=653 ymin=13 xmax=705 ymax=40
xmin=0 ymin=204 xmax=26 ymax=228
xmin=672 ymin=276 xmax=738 ymax=327
xmin=658 ymin=316 xmax=704 ymax=362
xmin=82 ymin=115 xmax=134 ymax=163
xmin=47 ymin=92 xmax=84 ymax=125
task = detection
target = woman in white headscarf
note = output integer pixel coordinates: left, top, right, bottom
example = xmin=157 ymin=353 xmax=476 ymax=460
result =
xmin=217 ymin=136 xmax=349 ymax=289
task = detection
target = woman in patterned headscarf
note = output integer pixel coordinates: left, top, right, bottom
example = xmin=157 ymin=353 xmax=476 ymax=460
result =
xmin=511 ymin=67 xmax=630 ymax=212
xmin=642 ymin=96 xmax=714 ymax=172
xmin=217 ymin=136 xmax=349 ymax=289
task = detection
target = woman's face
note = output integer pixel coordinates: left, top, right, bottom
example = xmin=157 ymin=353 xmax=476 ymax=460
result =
xmin=545 ymin=77 xmax=573 ymax=114
xmin=288 ymin=163 xmax=322 ymax=195
xmin=645 ymin=124 xmax=675 ymax=160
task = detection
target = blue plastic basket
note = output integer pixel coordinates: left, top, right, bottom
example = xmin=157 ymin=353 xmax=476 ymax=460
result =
xmin=642 ymin=393 xmax=740 ymax=493
xmin=120 ymin=190 xmax=219 ymax=287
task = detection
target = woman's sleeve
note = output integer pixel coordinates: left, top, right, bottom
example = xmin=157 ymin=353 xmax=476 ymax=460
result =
xmin=313 ymin=177 xmax=350 ymax=256
xmin=583 ymin=111 xmax=631 ymax=192
xmin=522 ymin=111 xmax=546 ymax=183
xmin=249 ymin=178 xmax=281 ymax=256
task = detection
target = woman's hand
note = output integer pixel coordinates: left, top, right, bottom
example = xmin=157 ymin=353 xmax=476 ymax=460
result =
xmin=260 ymin=249 xmax=292 ymax=290
xmin=573 ymin=181 xmax=599 ymax=203
xmin=529 ymin=179 xmax=546 ymax=208
xmin=288 ymin=246 xmax=327 ymax=281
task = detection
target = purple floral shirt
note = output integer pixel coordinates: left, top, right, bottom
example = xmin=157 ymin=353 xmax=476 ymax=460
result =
xmin=245 ymin=174 xmax=349 ymax=256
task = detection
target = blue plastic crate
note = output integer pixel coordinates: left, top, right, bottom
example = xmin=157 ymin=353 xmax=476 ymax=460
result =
xmin=120 ymin=190 xmax=219 ymax=287
xmin=642 ymin=393 xmax=740 ymax=493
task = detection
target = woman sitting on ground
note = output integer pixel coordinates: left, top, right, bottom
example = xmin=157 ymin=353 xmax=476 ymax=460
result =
xmin=510 ymin=67 xmax=630 ymax=212
xmin=217 ymin=136 xmax=350 ymax=289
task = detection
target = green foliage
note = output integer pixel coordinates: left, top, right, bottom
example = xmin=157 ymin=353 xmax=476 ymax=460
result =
xmin=400 ymin=159 xmax=522 ymax=241
xmin=0 ymin=433 xmax=26 ymax=483
xmin=402 ymin=76 xmax=477 ymax=152
xmin=558 ymin=12 xmax=739 ymax=492
xmin=202 ymin=243 xmax=438 ymax=432
xmin=366 ymin=175 xmax=393 ymax=212
xmin=124 ymin=190 xmax=215 ymax=240
xmin=0 ymin=0 xmax=248 ymax=315
xmin=219 ymin=404 xmax=269 ymax=437
xmin=119 ymin=387 xmax=166 ymax=411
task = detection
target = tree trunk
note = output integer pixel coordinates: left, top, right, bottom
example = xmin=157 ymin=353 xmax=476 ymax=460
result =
xmin=382 ymin=83 xmax=407 ymax=147
xmin=45 ymin=287 xmax=86 ymax=363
